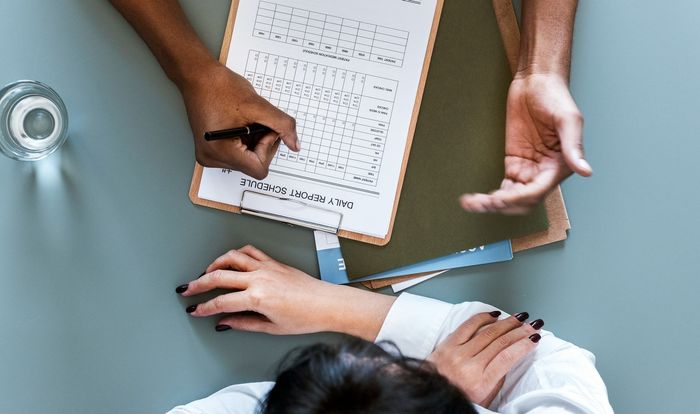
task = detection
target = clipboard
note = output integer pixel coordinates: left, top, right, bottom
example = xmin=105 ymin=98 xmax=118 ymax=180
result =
xmin=189 ymin=0 xmax=446 ymax=246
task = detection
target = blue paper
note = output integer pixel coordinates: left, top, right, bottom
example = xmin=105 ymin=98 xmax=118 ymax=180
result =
xmin=314 ymin=231 xmax=513 ymax=285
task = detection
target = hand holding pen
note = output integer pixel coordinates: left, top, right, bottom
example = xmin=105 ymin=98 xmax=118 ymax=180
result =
xmin=205 ymin=123 xmax=274 ymax=143
xmin=180 ymin=63 xmax=299 ymax=180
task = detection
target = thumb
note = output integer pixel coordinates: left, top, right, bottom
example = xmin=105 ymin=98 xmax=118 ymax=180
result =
xmin=249 ymin=97 xmax=300 ymax=152
xmin=555 ymin=111 xmax=593 ymax=177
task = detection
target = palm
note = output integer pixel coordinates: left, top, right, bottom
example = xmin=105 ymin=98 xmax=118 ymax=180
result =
xmin=503 ymin=80 xmax=570 ymax=193
xmin=460 ymin=74 xmax=591 ymax=214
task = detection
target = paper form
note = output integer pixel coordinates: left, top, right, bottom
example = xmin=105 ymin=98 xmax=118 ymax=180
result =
xmin=198 ymin=0 xmax=439 ymax=238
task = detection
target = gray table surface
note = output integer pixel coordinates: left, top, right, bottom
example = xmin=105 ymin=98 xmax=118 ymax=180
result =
xmin=1 ymin=1 xmax=698 ymax=413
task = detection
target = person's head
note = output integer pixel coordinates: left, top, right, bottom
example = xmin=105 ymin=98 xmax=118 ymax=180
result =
xmin=260 ymin=336 xmax=477 ymax=414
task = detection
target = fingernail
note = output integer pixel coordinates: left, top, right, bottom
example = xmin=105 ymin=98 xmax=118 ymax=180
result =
xmin=215 ymin=325 xmax=232 ymax=332
xmin=489 ymin=311 xmax=502 ymax=318
xmin=198 ymin=271 xmax=206 ymax=279
xmin=529 ymin=333 xmax=542 ymax=343
xmin=530 ymin=319 xmax=544 ymax=330
xmin=515 ymin=312 xmax=529 ymax=322
xmin=175 ymin=284 xmax=189 ymax=294
xmin=186 ymin=305 xmax=198 ymax=314
xmin=578 ymin=159 xmax=593 ymax=175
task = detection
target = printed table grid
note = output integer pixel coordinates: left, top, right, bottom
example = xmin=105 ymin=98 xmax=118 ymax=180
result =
xmin=243 ymin=50 xmax=399 ymax=187
xmin=253 ymin=1 xmax=409 ymax=67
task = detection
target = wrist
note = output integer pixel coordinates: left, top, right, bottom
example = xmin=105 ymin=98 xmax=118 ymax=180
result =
xmin=512 ymin=71 xmax=570 ymax=89
xmin=169 ymin=52 xmax=222 ymax=91
xmin=319 ymin=284 xmax=396 ymax=341
xmin=517 ymin=0 xmax=577 ymax=83
xmin=514 ymin=64 xmax=569 ymax=83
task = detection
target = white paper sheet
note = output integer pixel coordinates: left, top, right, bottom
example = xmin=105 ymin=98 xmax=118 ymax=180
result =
xmin=391 ymin=271 xmax=446 ymax=292
xmin=198 ymin=0 xmax=439 ymax=238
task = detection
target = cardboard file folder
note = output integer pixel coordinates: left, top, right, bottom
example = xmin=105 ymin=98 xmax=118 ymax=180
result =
xmin=361 ymin=0 xmax=572 ymax=288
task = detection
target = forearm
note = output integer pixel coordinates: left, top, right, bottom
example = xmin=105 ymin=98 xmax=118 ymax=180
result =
xmin=518 ymin=0 xmax=578 ymax=81
xmin=109 ymin=0 xmax=218 ymax=88
xmin=320 ymin=284 xmax=396 ymax=341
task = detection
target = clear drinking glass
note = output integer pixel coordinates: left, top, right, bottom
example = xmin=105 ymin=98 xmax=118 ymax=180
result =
xmin=0 ymin=80 xmax=69 ymax=161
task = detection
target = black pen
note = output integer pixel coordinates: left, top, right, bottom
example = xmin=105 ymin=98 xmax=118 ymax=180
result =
xmin=204 ymin=123 xmax=273 ymax=142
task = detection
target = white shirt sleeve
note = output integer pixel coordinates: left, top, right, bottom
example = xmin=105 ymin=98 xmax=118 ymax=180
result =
xmin=168 ymin=293 xmax=613 ymax=414
xmin=375 ymin=293 xmax=614 ymax=414
xmin=166 ymin=382 xmax=274 ymax=414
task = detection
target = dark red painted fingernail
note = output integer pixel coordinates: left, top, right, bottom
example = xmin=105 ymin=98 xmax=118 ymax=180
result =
xmin=515 ymin=312 xmax=529 ymax=322
xmin=198 ymin=271 xmax=206 ymax=278
xmin=215 ymin=325 xmax=232 ymax=332
xmin=489 ymin=311 xmax=502 ymax=317
xmin=186 ymin=305 xmax=198 ymax=314
xmin=529 ymin=333 xmax=542 ymax=343
xmin=175 ymin=284 xmax=189 ymax=294
xmin=530 ymin=319 xmax=544 ymax=330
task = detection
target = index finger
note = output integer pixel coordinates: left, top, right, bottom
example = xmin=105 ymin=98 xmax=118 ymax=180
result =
xmin=238 ymin=245 xmax=273 ymax=262
xmin=461 ymin=169 xmax=559 ymax=213
xmin=492 ymin=168 xmax=559 ymax=206
xmin=206 ymin=249 xmax=261 ymax=273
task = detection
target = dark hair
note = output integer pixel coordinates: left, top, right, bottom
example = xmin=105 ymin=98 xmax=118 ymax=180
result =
xmin=260 ymin=335 xmax=477 ymax=414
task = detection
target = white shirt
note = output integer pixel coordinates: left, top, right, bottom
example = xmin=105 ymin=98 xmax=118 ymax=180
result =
xmin=168 ymin=293 xmax=614 ymax=414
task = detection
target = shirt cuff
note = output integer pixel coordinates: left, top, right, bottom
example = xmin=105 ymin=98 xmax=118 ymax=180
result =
xmin=375 ymin=293 xmax=453 ymax=359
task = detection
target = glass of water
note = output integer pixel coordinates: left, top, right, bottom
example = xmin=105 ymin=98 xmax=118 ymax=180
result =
xmin=0 ymin=80 xmax=69 ymax=161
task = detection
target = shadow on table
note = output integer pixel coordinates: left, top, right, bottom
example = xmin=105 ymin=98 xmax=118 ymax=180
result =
xmin=400 ymin=240 xmax=569 ymax=313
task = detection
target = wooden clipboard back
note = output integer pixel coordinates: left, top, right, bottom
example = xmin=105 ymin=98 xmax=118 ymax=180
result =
xmin=189 ymin=0 xmax=446 ymax=246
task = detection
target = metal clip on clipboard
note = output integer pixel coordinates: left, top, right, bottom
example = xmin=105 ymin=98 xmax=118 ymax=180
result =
xmin=240 ymin=191 xmax=343 ymax=234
